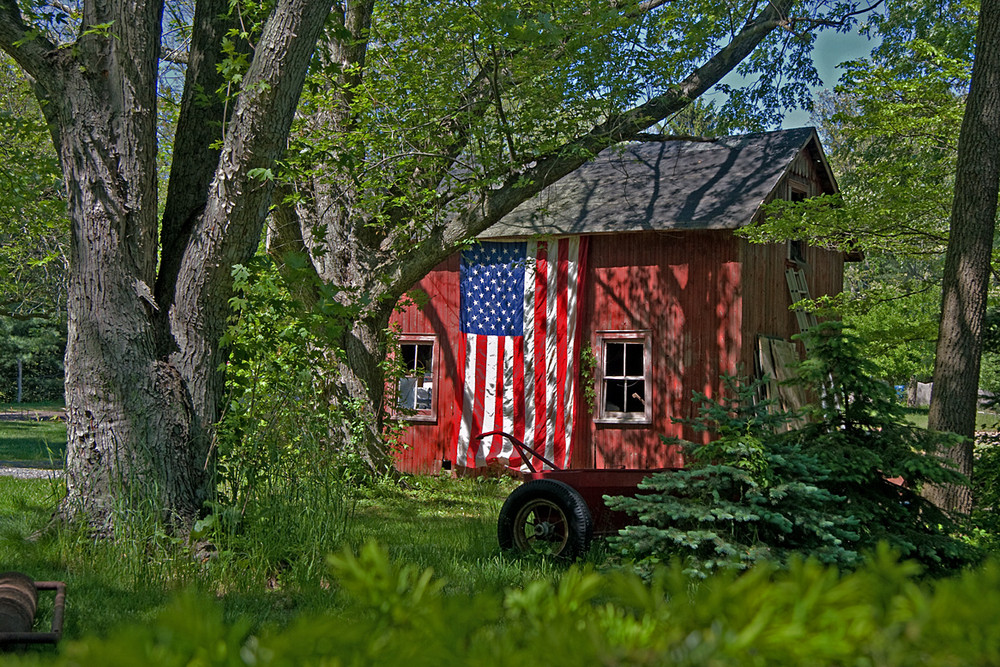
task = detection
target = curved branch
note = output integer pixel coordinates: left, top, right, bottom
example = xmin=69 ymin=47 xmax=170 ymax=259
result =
xmin=0 ymin=0 xmax=60 ymax=84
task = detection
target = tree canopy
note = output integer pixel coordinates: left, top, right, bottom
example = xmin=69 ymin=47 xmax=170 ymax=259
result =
xmin=0 ymin=0 xmax=884 ymax=525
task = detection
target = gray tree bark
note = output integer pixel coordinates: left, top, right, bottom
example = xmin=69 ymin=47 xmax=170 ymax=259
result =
xmin=926 ymin=0 xmax=1000 ymax=515
xmin=0 ymin=0 xmax=334 ymax=529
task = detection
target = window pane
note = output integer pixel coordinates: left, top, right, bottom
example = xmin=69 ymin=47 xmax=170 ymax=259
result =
xmin=604 ymin=379 xmax=625 ymax=412
xmin=401 ymin=344 xmax=417 ymax=371
xmin=415 ymin=343 xmax=433 ymax=372
xmin=398 ymin=377 xmax=417 ymax=410
xmin=625 ymin=342 xmax=644 ymax=377
xmin=415 ymin=384 xmax=432 ymax=410
xmin=606 ymin=342 xmax=624 ymax=377
xmin=624 ymin=380 xmax=645 ymax=413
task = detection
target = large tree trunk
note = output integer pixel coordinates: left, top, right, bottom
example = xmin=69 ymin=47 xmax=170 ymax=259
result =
xmin=49 ymin=8 xmax=201 ymax=528
xmin=926 ymin=0 xmax=1000 ymax=515
xmin=0 ymin=0 xmax=334 ymax=530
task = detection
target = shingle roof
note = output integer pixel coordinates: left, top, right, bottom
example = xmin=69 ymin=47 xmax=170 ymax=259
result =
xmin=481 ymin=127 xmax=833 ymax=239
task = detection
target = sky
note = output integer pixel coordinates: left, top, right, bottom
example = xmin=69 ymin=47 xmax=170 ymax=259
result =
xmin=781 ymin=27 xmax=880 ymax=128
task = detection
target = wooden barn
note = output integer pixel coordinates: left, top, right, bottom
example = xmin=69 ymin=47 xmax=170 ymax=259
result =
xmin=390 ymin=127 xmax=850 ymax=474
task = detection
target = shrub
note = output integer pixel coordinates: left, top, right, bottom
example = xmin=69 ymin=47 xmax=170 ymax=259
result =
xmin=12 ymin=543 xmax=1000 ymax=666
xmin=609 ymin=323 xmax=976 ymax=576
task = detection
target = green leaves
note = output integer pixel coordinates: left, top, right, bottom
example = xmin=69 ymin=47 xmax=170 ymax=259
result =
xmin=609 ymin=325 xmax=977 ymax=577
xmin=39 ymin=542 xmax=1000 ymax=666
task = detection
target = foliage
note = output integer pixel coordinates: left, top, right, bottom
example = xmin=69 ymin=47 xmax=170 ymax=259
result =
xmin=608 ymin=376 xmax=860 ymax=577
xmin=207 ymin=255 xmax=364 ymax=586
xmin=738 ymin=6 xmax=978 ymax=384
xmin=0 ymin=472 xmax=542 ymax=642
xmin=973 ymin=432 xmax=1000 ymax=551
xmin=10 ymin=543 xmax=1000 ymax=666
xmin=0 ymin=315 xmax=66 ymax=403
xmin=0 ymin=54 xmax=68 ymax=321
xmin=610 ymin=323 xmax=976 ymax=577
xmin=0 ymin=55 xmax=68 ymax=403
xmin=787 ymin=323 xmax=974 ymax=570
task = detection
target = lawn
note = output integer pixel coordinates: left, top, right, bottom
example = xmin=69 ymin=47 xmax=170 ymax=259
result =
xmin=0 ymin=419 xmax=66 ymax=465
xmin=0 ymin=468 xmax=551 ymax=651
xmin=903 ymin=407 xmax=1000 ymax=431
xmin=2 ymin=420 xmax=1000 ymax=664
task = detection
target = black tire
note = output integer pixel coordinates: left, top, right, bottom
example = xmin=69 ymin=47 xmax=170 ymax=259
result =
xmin=497 ymin=479 xmax=593 ymax=559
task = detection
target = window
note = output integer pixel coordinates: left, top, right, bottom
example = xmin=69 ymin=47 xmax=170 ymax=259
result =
xmin=788 ymin=188 xmax=808 ymax=265
xmin=397 ymin=335 xmax=437 ymax=422
xmin=595 ymin=331 xmax=652 ymax=424
xmin=787 ymin=239 xmax=806 ymax=265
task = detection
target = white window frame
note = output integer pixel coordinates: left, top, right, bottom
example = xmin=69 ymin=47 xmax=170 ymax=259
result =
xmin=594 ymin=331 xmax=652 ymax=424
xmin=395 ymin=334 xmax=438 ymax=423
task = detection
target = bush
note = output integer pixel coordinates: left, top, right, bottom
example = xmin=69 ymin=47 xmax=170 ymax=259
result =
xmin=0 ymin=315 xmax=65 ymax=403
xmin=11 ymin=543 xmax=1000 ymax=666
xmin=609 ymin=323 xmax=976 ymax=576
xmin=203 ymin=256 xmax=361 ymax=589
xmin=607 ymin=376 xmax=861 ymax=577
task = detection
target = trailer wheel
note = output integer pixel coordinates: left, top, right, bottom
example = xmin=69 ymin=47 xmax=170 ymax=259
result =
xmin=498 ymin=479 xmax=593 ymax=559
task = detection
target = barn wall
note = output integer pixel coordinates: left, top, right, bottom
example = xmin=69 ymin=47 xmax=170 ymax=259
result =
xmin=577 ymin=230 xmax=742 ymax=469
xmin=740 ymin=138 xmax=846 ymax=373
xmin=390 ymin=230 xmax=746 ymax=473
xmin=391 ymin=253 xmax=462 ymax=473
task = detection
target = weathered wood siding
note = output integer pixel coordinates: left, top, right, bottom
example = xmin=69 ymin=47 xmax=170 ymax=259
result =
xmin=391 ymin=254 xmax=462 ymax=473
xmin=575 ymin=230 xmax=741 ymax=469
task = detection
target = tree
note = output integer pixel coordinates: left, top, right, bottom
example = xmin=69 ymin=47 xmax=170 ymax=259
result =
xmin=740 ymin=14 xmax=974 ymax=386
xmin=0 ymin=54 xmax=68 ymax=322
xmin=0 ymin=0 xmax=878 ymax=529
xmin=268 ymin=0 xmax=882 ymax=472
xmin=0 ymin=54 xmax=68 ymax=405
xmin=926 ymin=0 xmax=1000 ymax=514
xmin=0 ymin=0 xmax=333 ymax=529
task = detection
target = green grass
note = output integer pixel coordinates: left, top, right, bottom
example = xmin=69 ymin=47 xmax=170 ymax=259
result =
xmin=0 ymin=401 xmax=64 ymax=412
xmin=348 ymin=475 xmax=566 ymax=595
xmin=0 ymin=419 xmax=66 ymax=464
xmin=903 ymin=407 xmax=1000 ymax=431
xmin=0 ymin=470 xmax=571 ymax=647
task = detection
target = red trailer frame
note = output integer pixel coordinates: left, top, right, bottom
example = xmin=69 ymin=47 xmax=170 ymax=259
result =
xmin=476 ymin=431 xmax=682 ymax=559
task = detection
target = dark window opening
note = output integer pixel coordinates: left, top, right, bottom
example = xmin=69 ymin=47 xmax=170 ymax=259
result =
xmin=596 ymin=334 xmax=651 ymax=424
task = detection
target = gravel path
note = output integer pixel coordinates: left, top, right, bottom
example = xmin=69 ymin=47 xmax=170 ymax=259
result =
xmin=0 ymin=464 xmax=62 ymax=479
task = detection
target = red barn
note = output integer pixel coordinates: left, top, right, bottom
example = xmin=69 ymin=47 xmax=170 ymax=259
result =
xmin=390 ymin=127 xmax=848 ymax=474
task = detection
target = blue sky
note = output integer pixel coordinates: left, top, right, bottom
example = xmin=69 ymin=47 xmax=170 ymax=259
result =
xmin=781 ymin=27 xmax=880 ymax=128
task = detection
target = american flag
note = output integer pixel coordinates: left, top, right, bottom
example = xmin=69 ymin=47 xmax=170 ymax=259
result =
xmin=455 ymin=237 xmax=587 ymax=470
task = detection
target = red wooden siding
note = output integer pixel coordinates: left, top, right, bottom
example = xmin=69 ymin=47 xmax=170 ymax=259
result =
xmin=390 ymin=240 xmax=845 ymax=474
xmin=391 ymin=253 xmax=462 ymax=473
xmin=575 ymin=230 xmax=740 ymax=469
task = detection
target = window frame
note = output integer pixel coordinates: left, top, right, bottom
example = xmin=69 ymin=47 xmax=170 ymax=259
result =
xmin=593 ymin=330 xmax=652 ymax=425
xmin=395 ymin=334 xmax=439 ymax=423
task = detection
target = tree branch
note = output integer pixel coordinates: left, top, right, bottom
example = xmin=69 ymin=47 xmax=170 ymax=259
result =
xmin=382 ymin=0 xmax=796 ymax=295
xmin=0 ymin=0 xmax=59 ymax=83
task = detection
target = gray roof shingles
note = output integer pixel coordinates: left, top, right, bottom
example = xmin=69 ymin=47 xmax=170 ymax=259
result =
xmin=481 ymin=127 xmax=825 ymax=239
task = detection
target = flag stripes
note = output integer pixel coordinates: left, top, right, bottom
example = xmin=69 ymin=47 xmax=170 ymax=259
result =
xmin=455 ymin=237 xmax=586 ymax=470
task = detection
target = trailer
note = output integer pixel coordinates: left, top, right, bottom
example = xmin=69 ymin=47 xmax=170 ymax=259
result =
xmin=477 ymin=432 xmax=681 ymax=559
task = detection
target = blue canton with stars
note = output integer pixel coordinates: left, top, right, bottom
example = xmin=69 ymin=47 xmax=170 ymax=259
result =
xmin=460 ymin=242 xmax=526 ymax=336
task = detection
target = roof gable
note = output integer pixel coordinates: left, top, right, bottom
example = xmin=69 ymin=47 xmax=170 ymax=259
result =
xmin=482 ymin=127 xmax=835 ymax=239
